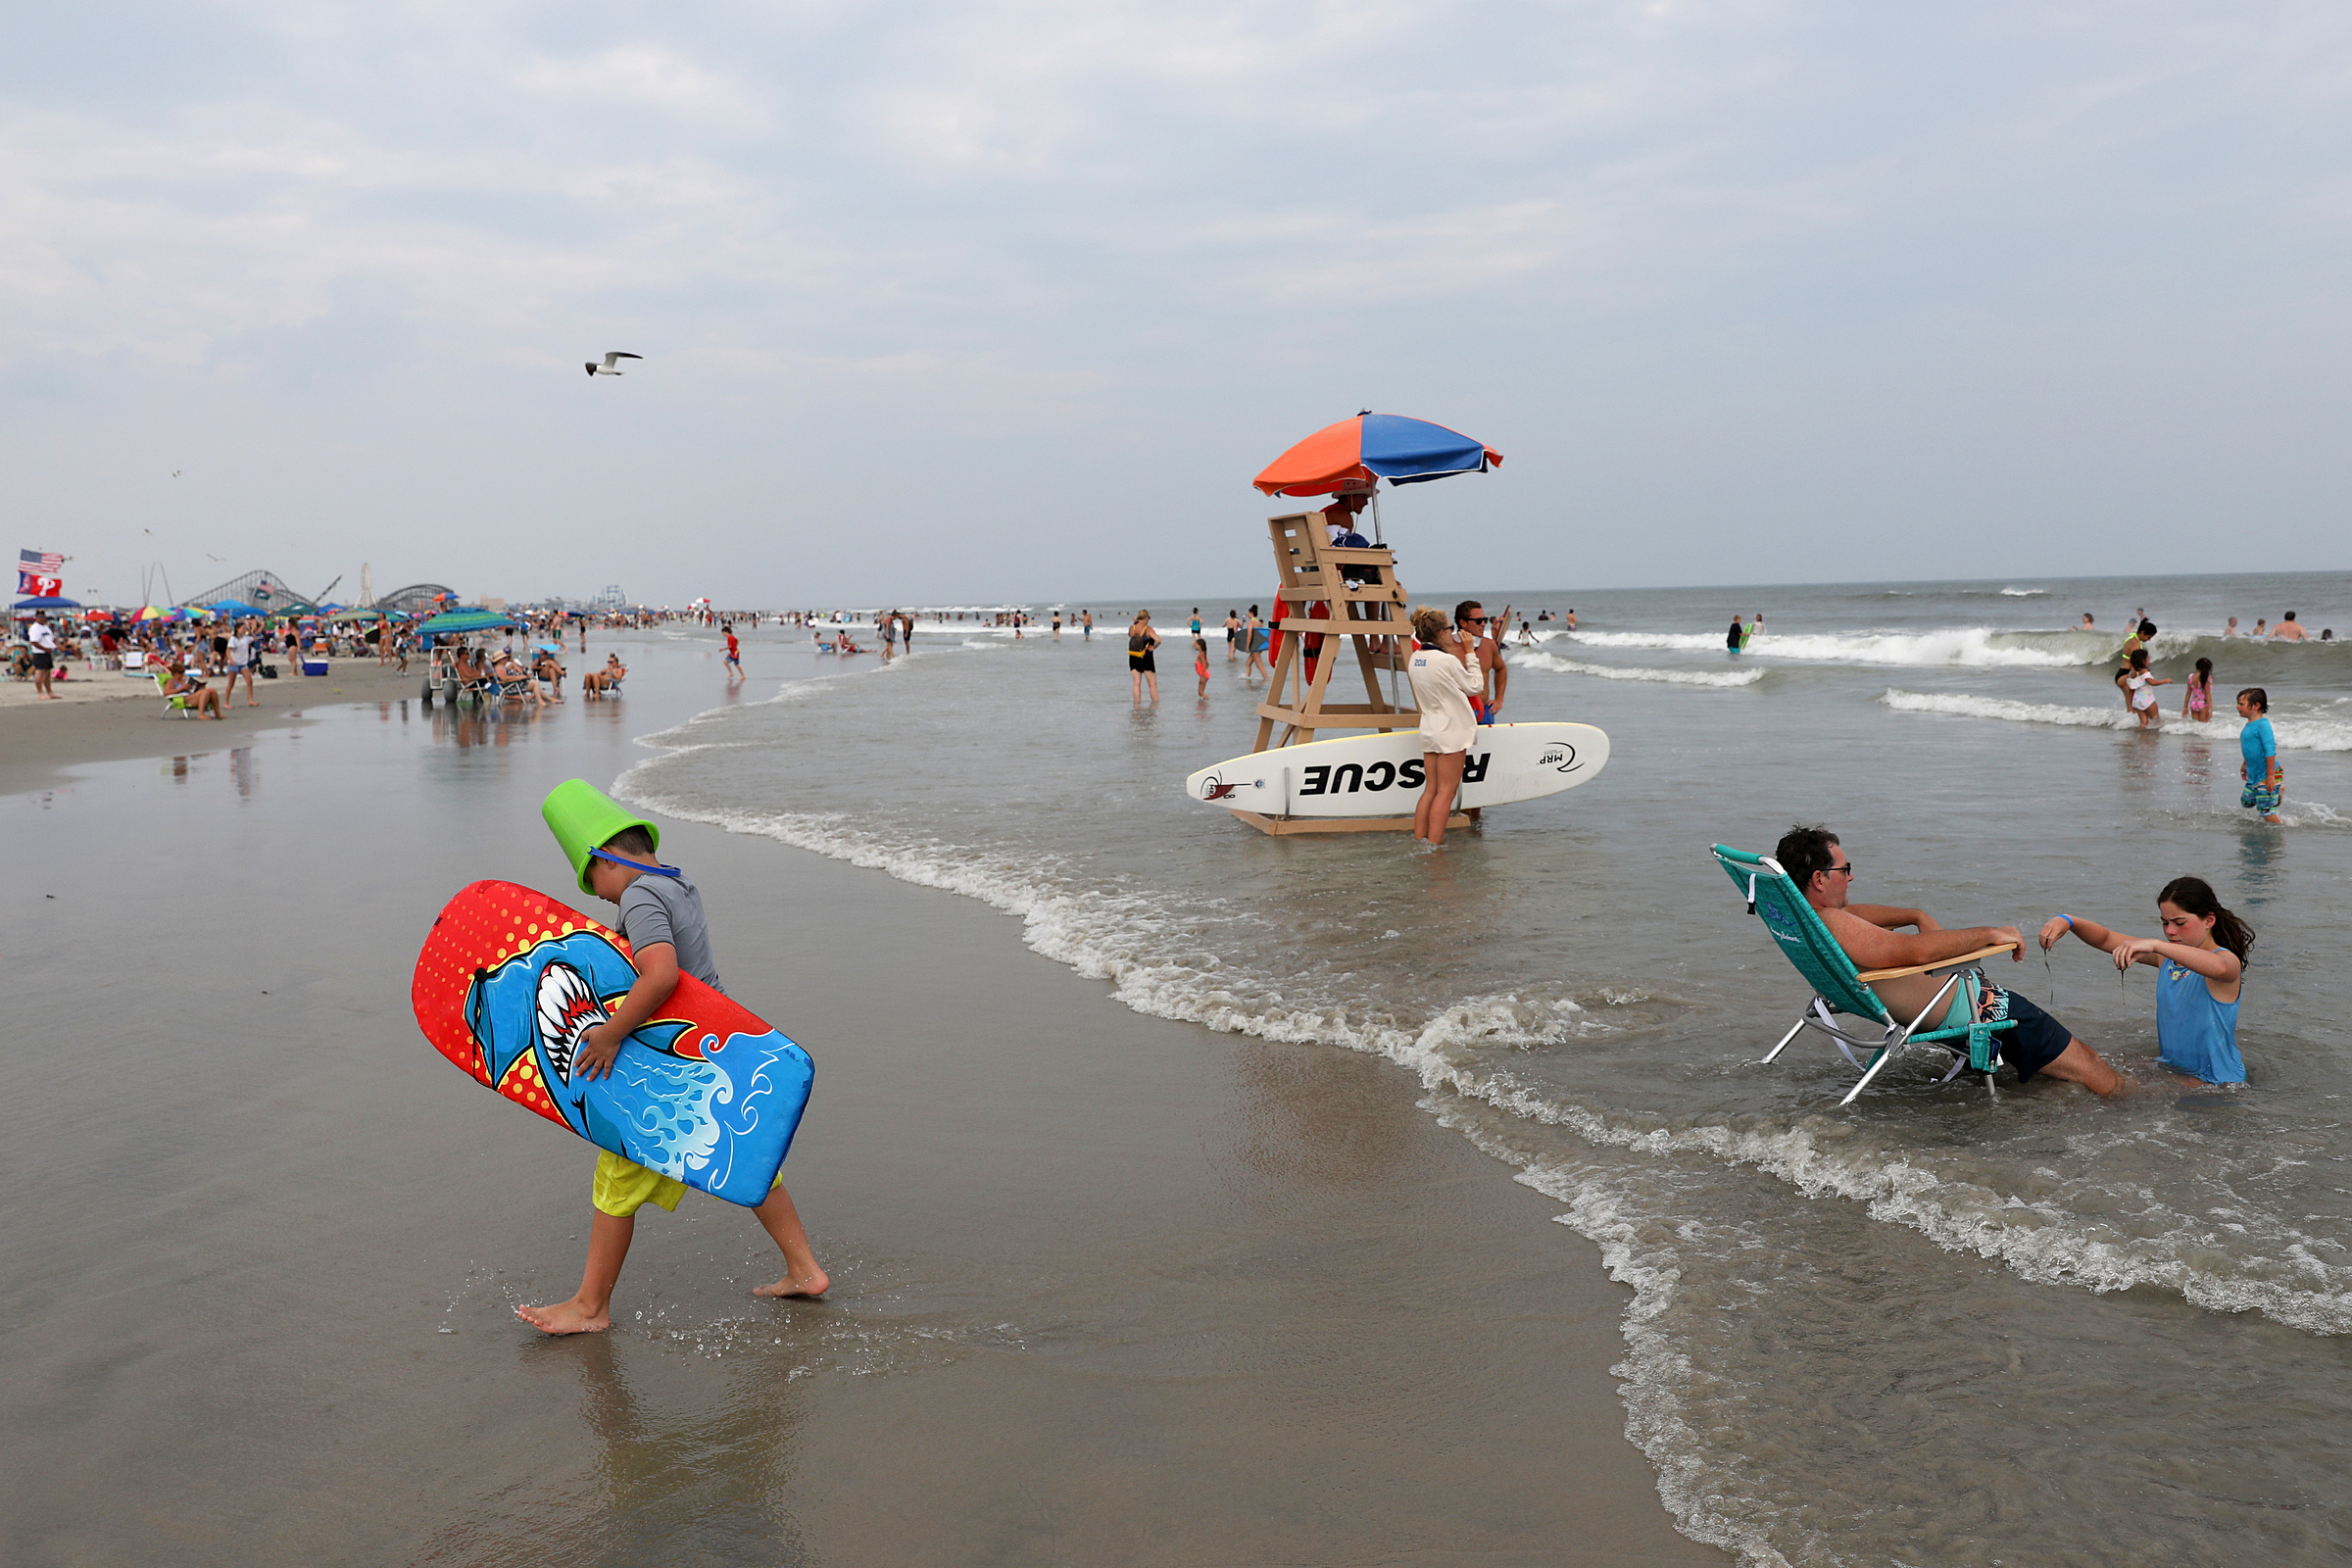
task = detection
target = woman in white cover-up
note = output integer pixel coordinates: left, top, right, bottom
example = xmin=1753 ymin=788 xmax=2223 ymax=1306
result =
xmin=1406 ymin=607 xmax=1483 ymax=846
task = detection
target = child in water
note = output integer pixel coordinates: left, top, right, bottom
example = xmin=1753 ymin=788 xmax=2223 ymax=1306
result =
xmin=518 ymin=782 xmax=828 ymax=1334
xmin=2039 ymin=878 xmax=2253 ymax=1086
xmin=2181 ymin=657 xmax=2213 ymax=722
xmin=2238 ymin=687 xmax=2281 ymax=823
xmin=1194 ymin=635 xmax=1210 ymax=697
xmin=2124 ymin=648 xmax=2169 ymax=729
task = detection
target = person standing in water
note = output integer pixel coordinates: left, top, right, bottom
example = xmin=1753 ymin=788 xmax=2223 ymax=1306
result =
xmin=2124 ymin=649 xmax=2170 ymax=729
xmin=1454 ymin=600 xmax=1509 ymax=724
xmin=2182 ymin=657 xmax=2214 ymax=722
xmin=1245 ymin=607 xmax=1268 ymax=679
xmin=1407 ymin=607 xmax=1482 ymax=846
xmin=2038 ymin=878 xmax=2253 ymax=1086
xmin=721 ymin=623 xmax=743 ymax=681
xmin=2238 ymin=688 xmax=2282 ymax=822
xmin=1128 ymin=611 xmax=1161 ymax=704
xmin=1726 ymin=614 xmax=1746 ymax=655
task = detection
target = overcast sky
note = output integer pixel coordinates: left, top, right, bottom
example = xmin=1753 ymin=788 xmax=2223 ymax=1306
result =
xmin=5 ymin=1 xmax=2348 ymax=608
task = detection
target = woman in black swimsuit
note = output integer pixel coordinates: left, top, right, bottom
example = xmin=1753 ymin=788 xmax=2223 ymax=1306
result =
xmin=1128 ymin=611 xmax=1161 ymax=705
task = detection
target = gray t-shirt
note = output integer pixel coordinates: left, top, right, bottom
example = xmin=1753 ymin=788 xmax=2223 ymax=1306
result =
xmin=615 ymin=869 xmax=725 ymax=995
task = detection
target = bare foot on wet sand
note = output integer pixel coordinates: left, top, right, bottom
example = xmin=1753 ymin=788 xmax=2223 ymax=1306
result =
xmin=753 ymin=1268 xmax=829 ymax=1300
xmin=516 ymin=1298 xmax=611 ymax=1335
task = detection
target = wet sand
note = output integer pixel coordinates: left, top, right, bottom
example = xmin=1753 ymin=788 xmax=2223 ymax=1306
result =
xmin=0 ymin=658 xmax=427 ymax=793
xmin=0 ymin=650 xmax=1723 ymax=1566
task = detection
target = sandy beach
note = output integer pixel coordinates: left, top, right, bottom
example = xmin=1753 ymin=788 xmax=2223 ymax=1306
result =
xmin=0 ymin=657 xmax=427 ymax=794
xmin=0 ymin=638 xmax=1721 ymax=1566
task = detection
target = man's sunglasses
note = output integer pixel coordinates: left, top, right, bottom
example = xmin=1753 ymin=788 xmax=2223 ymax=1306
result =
xmin=1826 ymin=862 xmax=1856 ymax=877
xmin=1458 ymin=614 xmax=1490 ymax=624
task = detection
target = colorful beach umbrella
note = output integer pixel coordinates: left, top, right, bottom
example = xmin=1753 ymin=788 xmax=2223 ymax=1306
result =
xmin=1252 ymin=412 xmax=1502 ymax=498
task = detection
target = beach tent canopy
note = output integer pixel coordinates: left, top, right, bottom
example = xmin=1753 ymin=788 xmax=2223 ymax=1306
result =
xmin=417 ymin=609 xmax=517 ymax=637
xmin=205 ymin=599 xmax=267 ymax=616
xmin=14 ymin=596 xmax=82 ymax=610
xmin=1252 ymin=413 xmax=1502 ymax=498
xmin=327 ymin=608 xmax=386 ymax=622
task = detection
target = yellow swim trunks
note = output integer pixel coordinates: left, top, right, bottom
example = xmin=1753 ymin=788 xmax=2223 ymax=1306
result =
xmin=592 ymin=1151 xmax=688 ymax=1217
xmin=591 ymin=1151 xmax=782 ymax=1216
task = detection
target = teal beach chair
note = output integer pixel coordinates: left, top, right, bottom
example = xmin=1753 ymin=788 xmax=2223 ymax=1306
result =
xmin=1711 ymin=845 xmax=2020 ymax=1104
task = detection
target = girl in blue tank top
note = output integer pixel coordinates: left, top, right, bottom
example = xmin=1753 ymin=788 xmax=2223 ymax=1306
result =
xmin=2036 ymin=876 xmax=2254 ymax=1086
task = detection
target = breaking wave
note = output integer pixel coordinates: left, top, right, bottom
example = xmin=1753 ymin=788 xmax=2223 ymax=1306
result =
xmin=1515 ymin=652 xmax=1762 ymax=688
xmin=1880 ymin=689 xmax=2352 ymax=751
xmin=1562 ymin=626 xmax=2102 ymax=667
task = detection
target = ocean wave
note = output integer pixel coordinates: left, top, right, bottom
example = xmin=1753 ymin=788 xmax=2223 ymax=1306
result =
xmin=1999 ymin=587 xmax=2046 ymax=597
xmin=1563 ymin=626 xmax=2102 ymax=667
xmin=1515 ymin=652 xmax=1762 ymax=688
xmin=1881 ymin=689 xmax=2352 ymax=751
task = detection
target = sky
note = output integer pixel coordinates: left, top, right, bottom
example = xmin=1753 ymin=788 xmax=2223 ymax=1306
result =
xmin=4 ymin=0 xmax=2349 ymax=609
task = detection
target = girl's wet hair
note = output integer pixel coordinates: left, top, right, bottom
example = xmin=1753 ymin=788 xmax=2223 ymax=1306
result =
xmin=2158 ymin=876 xmax=2255 ymax=962
xmin=2194 ymin=657 xmax=2212 ymax=678
xmin=2129 ymin=648 xmax=2150 ymax=670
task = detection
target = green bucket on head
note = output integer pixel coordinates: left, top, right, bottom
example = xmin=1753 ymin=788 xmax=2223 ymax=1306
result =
xmin=542 ymin=779 xmax=661 ymax=895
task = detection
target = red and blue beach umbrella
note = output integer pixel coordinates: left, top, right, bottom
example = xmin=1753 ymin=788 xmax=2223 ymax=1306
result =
xmin=1252 ymin=412 xmax=1502 ymax=497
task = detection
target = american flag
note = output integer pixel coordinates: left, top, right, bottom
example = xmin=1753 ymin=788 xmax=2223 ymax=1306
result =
xmin=20 ymin=548 xmax=63 ymax=574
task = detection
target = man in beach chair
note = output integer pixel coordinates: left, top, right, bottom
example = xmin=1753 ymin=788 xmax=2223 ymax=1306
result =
xmin=1714 ymin=826 xmax=2125 ymax=1102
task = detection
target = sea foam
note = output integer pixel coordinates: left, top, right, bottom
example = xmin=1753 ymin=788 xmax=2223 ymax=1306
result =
xmin=1882 ymin=689 xmax=2352 ymax=751
xmin=1516 ymin=652 xmax=1762 ymax=687
xmin=1564 ymin=626 xmax=2098 ymax=667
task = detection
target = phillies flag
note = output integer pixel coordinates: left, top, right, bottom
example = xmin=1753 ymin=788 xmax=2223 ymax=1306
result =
xmin=19 ymin=550 xmax=63 ymax=598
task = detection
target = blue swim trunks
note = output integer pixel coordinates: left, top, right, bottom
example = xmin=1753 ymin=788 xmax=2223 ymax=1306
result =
xmin=2242 ymin=777 xmax=2283 ymax=813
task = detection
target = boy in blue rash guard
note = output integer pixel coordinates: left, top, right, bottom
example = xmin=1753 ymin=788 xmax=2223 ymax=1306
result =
xmin=518 ymin=781 xmax=828 ymax=1334
xmin=2038 ymin=878 xmax=2254 ymax=1086
xmin=2237 ymin=688 xmax=2282 ymax=823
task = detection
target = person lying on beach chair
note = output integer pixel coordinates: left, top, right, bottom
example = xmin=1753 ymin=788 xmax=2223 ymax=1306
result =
xmin=1776 ymin=825 xmax=2125 ymax=1096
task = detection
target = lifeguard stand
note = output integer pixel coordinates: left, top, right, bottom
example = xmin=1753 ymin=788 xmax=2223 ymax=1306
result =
xmin=1228 ymin=512 xmax=1467 ymax=836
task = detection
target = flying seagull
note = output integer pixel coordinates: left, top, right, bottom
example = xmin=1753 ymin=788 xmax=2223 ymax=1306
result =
xmin=586 ymin=352 xmax=642 ymax=377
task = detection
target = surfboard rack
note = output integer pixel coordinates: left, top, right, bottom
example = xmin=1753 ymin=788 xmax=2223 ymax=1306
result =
xmin=1238 ymin=513 xmax=1431 ymax=835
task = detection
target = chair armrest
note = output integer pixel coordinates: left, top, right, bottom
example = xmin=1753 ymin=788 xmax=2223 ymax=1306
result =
xmin=1854 ymin=943 xmax=2020 ymax=984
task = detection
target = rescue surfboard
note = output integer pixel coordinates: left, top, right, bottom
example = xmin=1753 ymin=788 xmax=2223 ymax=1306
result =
xmin=1183 ymin=721 xmax=1609 ymax=819
xmin=411 ymin=880 xmax=813 ymax=1206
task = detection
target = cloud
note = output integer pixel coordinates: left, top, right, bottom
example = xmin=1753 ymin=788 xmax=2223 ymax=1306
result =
xmin=3 ymin=0 xmax=2351 ymax=601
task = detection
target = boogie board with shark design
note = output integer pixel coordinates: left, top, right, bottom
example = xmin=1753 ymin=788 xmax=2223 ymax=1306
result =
xmin=411 ymin=880 xmax=813 ymax=1206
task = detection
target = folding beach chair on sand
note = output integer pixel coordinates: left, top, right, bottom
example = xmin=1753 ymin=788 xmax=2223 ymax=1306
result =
xmin=1710 ymin=845 xmax=2021 ymax=1104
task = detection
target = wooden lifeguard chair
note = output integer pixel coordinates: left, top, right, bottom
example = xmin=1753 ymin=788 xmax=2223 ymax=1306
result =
xmin=1226 ymin=512 xmax=1467 ymax=836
